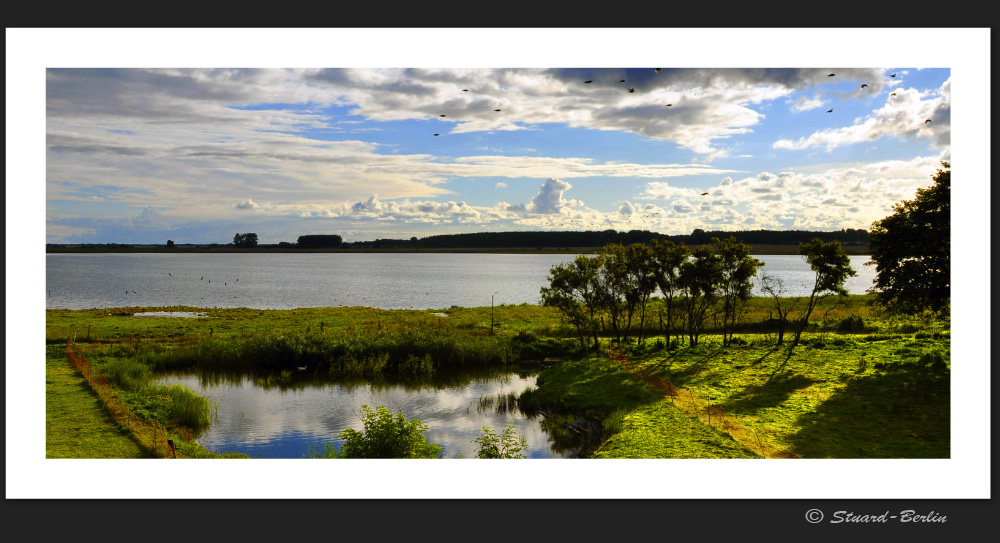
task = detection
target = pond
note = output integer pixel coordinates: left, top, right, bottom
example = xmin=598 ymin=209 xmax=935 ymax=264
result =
xmin=157 ymin=365 xmax=602 ymax=459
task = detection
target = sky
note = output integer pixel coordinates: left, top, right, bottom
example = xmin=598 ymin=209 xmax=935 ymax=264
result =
xmin=9 ymin=28 xmax=991 ymax=501
xmin=37 ymin=35 xmax=959 ymax=245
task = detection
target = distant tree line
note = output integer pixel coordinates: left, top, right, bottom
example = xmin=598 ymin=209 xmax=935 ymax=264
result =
xmin=394 ymin=228 xmax=869 ymax=250
xmin=296 ymin=234 xmax=343 ymax=248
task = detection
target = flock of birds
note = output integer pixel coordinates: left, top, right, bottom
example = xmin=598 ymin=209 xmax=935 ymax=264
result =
xmin=433 ymin=68 xmax=671 ymax=136
xmin=432 ymin=69 xmax=930 ymax=135
xmin=826 ymin=72 xmax=932 ymax=125
xmin=122 ymin=273 xmax=239 ymax=297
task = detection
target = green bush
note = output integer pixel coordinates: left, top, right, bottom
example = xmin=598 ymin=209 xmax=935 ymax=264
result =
xmin=474 ymin=425 xmax=527 ymax=459
xmin=314 ymin=405 xmax=442 ymax=459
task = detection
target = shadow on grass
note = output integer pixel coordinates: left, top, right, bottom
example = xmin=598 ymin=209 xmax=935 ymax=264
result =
xmin=720 ymin=373 xmax=817 ymax=415
xmin=785 ymin=362 xmax=950 ymax=458
xmin=663 ymin=345 xmax=728 ymax=385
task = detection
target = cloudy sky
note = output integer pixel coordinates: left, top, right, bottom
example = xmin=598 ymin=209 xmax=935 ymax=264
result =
xmin=29 ymin=30 xmax=967 ymax=245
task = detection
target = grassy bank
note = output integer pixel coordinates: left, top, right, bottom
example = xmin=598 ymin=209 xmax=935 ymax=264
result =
xmin=45 ymin=297 xmax=947 ymax=459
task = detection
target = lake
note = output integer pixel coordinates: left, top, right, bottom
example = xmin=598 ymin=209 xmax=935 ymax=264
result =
xmin=46 ymin=252 xmax=876 ymax=310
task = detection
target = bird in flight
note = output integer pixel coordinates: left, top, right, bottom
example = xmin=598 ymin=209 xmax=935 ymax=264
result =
xmin=827 ymin=73 xmax=835 ymax=77
xmin=433 ymin=133 xmax=440 ymax=136
xmin=494 ymin=109 xmax=502 ymax=112
xmin=701 ymin=192 xmax=710 ymax=196
xmin=890 ymin=93 xmax=896 ymax=97
xmin=462 ymin=89 xmax=469 ymax=91
xmin=827 ymin=109 xmax=833 ymax=113
xmin=924 ymin=119 xmax=933 ymax=124
xmin=584 ymin=80 xmax=593 ymax=84
xmin=654 ymin=68 xmax=661 ymax=73
xmin=861 ymin=84 xmax=868 ymax=89
xmin=665 ymin=103 xmax=673 ymax=107
xmin=618 ymin=79 xmax=626 ymax=83
xmin=627 ymin=88 xmax=635 ymax=93
xmin=440 ymin=114 xmax=446 ymax=117
xmin=890 ymin=73 xmax=897 ymax=77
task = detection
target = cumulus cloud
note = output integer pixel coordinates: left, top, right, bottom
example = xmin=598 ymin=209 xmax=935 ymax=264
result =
xmin=495 ymin=182 xmax=508 ymax=189
xmin=234 ymin=198 xmax=260 ymax=209
xmin=525 ymin=178 xmax=582 ymax=214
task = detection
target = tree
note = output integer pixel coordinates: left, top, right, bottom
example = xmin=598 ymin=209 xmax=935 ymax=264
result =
xmin=233 ymin=232 xmax=258 ymax=248
xmin=598 ymin=243 xmax=657 ymax=347
xmin=867 ymin=162 xmax=950 ymax=313
xmin=712 ymin=236 xmax=764 ymax=347
xmin=296 ymin=234 xmax=342 ymax=248
xmin=793 ymin=238 xmax=857 ymax=346
xmin=677 ymin=246 xmax=722 ymax=347
xmin=541 ymin=255 xmax=604 ymax=350
xmin=318 ymin=404 xmax=442 ymax=459
xmin=166 ymin=239 xmax=175 ymax=248
xmin=757 ymin=272 xmax=800 ymax=346
xmin=649 ymin=239 xmax=690 ymax=348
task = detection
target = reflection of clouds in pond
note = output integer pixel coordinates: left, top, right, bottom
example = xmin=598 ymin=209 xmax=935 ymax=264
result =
xmin=157 ymin=370 xmax=574 ymax=458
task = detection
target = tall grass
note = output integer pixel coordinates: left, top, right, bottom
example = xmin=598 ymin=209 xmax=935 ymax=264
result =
xmin=142 ymin=326 xmax=572 ymax=378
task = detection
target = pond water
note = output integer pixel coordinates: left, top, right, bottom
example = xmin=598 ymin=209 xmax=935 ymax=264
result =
xmin=157 ymin=366 xmax=601 ymax=459
xmin=46 ymin=252 xmax=876 ymax=310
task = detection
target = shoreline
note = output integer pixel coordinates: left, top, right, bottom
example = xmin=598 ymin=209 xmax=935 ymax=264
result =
xmin=45 ymin=243 xmax=871 ymax=256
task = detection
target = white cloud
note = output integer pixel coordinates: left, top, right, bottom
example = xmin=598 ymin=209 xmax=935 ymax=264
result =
xmin=234 ymin=198 xmax=260 ymax=210
xmin=773 ymin=77 xmax=951 ymax=152
xmin=790 ymin=95 xmax=826 ymax=112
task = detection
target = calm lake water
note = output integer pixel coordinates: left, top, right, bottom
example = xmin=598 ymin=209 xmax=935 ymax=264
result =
xmin=46 ymin=252 xmax=875 ymax=310
xmin=157 ymin=367 xmax=598 ymax=459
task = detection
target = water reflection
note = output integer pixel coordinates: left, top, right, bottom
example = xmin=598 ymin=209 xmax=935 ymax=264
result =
xmin=158 ymin=365 xmax=601 ymax=459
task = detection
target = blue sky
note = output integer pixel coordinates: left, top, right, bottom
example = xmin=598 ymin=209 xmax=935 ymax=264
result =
xmin=26 ymin=30 xmax=969 ymax=245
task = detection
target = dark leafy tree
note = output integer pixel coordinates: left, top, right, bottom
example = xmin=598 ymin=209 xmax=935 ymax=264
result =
xmin=297 ymin=234 xmax=343 ymax=248
xmin=792 ymin=238 xmax=857 ymax=346
xmin=677 ymin=246 xmax=722 ymax=347
xmin=541 ymin=255 xmax=604 ymax=349
xmin=867 ymin=162 xmax=950 ymax=313
xmin=598 ymin=243 xmax=659 ymax=347
xmin=713 ymin=236 xmax=764 ymax=347
xmin=649 ymin=239 xmax=690 ymax=348
xmin=233 ymin=232 xmax=258 ymax=248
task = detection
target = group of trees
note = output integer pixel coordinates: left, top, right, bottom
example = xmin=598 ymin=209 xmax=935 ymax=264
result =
xmin=542 ymin=236 xmax=859 ymax=351
xmin=541 ymin=162 xmax=950 ymax=351
xmin=232 ymin=232 xmax=258 ymax=248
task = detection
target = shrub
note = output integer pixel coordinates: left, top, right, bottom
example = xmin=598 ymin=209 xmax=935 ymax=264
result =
xmin=837 ymin=316 xmax=866 ymax=332
xmin=327 ymin=405 xmax=442 ymax=459
xmin=474 ymin=425 xmax=527 ymax=459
